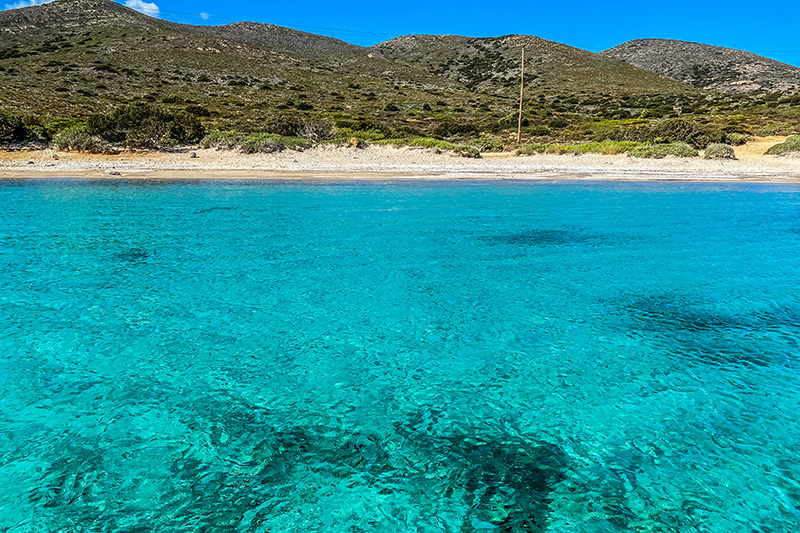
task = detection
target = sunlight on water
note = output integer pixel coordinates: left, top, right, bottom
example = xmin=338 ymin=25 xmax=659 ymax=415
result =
xmin=1 ymin=179 xmax=800 ymax=532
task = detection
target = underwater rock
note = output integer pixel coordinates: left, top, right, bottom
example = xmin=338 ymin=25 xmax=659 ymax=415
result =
xmin=484 ymin=228 xmax=606 ymax=248
xmin=115 ymin=248 xmax=150 ymax=262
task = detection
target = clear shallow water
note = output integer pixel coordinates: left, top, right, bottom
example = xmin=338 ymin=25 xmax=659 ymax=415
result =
xmin=1 ymin=179 xmax=800 ymax=532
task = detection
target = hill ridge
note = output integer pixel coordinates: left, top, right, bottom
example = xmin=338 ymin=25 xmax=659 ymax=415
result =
xmin=602 ymin=38 xmax=800 ymax=94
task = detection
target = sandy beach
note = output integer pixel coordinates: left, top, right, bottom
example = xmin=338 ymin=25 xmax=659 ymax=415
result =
xmin=1 ymin=137 xmax=798 ymax=182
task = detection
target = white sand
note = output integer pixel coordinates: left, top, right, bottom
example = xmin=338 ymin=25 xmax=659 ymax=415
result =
xmin=1 ymin=138 xmax=799 ymax=182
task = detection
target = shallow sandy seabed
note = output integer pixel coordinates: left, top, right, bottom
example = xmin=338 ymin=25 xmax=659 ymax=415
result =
xmin=1 ymin=138 xmax=799 ymax=182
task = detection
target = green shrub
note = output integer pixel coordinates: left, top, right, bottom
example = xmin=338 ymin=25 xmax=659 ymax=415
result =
xmin=51 ymin=126 xmax=109 ymax=153
xmin=725 ymin=132 xmax=748 ymax=146
xmin=755 ymin=123 xmax=798 ymax=137
xmin=628 ymin=142 xmax=699 ymax=159
xmin=518 ymin=143 xmax=549 ymax=155
xmin=600 ymin=118 xmax=727 ymax=148
xmin=0 ymin=113 xmax=26 ymax=143
xmin=200 ymin=131 xmax=310 ymax=153
xmin=87 ymin=103 xmax=205 ymax=148
xmin=704 ymin=143 xmax=736 ymax=160
xmin=24 ymin=126 xmax=50 ymax=144
xmin=200 ymin=130 xmax=240 ymax=150
xmin=468 ymin=137 xmax=504 ymax=152
xmin=240 ymin=135 xmax=286 ymax=154
xmin=405 ymin=137 xmax=456 ymax=150
xmin=43 ymin=118 xmax=86 ymax=138
xmin=765 ymin=135 xmax=800 ymax=155
xmin=185 ymin=105 xmax=211 ymax=117
xmin=264 ymin=114 xmax=333 ymax=141
xmin=432 ymin=122 xmax=479 ymax=138
xmin=453 ymin=145 xmax=481 ymax=158
xmin=525 ymin=125 xmax=550 ymax=137
xmin=297 ymin=119 xmax=335 ymax=142
xmin=517 ymin=141 xmax=643 ymax=156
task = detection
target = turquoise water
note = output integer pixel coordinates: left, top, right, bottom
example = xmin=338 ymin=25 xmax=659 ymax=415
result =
xmin=1 ymin=179 xmax=800 ymax=532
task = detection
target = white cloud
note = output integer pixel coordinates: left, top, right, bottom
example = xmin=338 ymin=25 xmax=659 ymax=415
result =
xmin=3 ymin=0 xmax=53 ymax=10
xmin=124 ymin=0 xmax=159 ymax=17
xmin=199 ymin=11 xmax=209 ymax=20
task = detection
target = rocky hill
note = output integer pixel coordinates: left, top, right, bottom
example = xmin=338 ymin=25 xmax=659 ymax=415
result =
xmin=0 ymin=0 xmax=466 ymax=128
xmin=371 ymin=34 xmax=692 ymax=96
xmin=3 ymin=0 xmax=798 ymax=140
xmin=602 ymin=39 xmax=800 ymax=94
xmin=190 ymin=22 xmax=365 ymax=60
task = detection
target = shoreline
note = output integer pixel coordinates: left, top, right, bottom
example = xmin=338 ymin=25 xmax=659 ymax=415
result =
xmin=1 ymin=142 xmax=799 ymax=183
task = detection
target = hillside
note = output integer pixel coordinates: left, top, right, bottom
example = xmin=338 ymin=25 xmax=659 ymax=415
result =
xmin=0 ymin=0 xmax=700 ymax=124
xmin=602 ymin=39 xmax=800 ymax=94
xmin=1 ymin=0 xmax=799 ymax=149
xmin=0 ymin=0 xmax=480 ymax=131
xmin=189 ymin=22 xmax=365 ymax=60
xmin=370 ymin=34 xmax=693 ymax=96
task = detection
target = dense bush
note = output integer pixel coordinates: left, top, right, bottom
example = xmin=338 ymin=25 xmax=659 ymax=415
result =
xmin=628 ymin=142 xmax=698 ymax=159
xmin=525 ymin=125 xmax=550 ymax=137
xmin=240 ymin=135 xmax=287 ymax=154
xmin=468 ymin=137 xmax=504 ymax=153
xmin=185 ymin=105 xmax=211 ymax=117
xmin=432 ymin=122 xmax=479 ymax=138
xmin=200 ymin=131 xmax=310 ymax=153
xmin=725 ymin=132 xmax=748 ymax=146
xmin=51 ymin=126 xmax=109 ymax=153
xmin=765 ymin=135 xmax=800 ymax=155
xmin=518 ymin=143 xmax=549 ymax=155
xmin=453 ymin=145 xmax=481 ymax=158
xmin=756 ymin=123 xmax=798 ymax=137
xmin=703 ymin=143 xmax=736 ymax=160
xmin=87 ymin=103 xmax=205 ymax=148
xmin=199 ymin=130 xmax=240 ymax=150
xmin=0 ymin=113 xmax=27 ymax=143
xmin=404 ymin=137 xmax=456 ymax=150
xmin=264 ymin=114 xmax=334 ymax=141
xmin=597 ymin=118 xmax=729 ymax=148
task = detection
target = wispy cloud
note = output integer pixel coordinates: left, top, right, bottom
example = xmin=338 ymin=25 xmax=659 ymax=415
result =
xmin=3 ymin=0 xmax=53 ymax=10
xmin=199 ymin=12 xmax=209 ymax=20
xmin=124 ymin=0 xmax=159 ymax=17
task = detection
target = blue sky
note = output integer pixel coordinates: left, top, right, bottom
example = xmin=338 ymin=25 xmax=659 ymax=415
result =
xmin=5 ymin=0 xmax=800 ymax=67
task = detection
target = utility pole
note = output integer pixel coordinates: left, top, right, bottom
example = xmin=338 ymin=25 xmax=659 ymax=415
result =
xmin=517 ymin=47 xmax=525 ymax=145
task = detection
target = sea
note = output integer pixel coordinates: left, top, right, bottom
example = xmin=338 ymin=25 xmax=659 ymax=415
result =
xmin=1 ymin=178 xmax=799 ymax=532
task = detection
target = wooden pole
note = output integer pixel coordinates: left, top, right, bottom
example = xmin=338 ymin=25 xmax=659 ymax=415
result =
xmin=517 ymin=47 xmax=525 ymax=145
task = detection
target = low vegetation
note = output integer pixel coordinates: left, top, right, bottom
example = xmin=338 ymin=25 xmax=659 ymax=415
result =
xmin=0 ymin=113 xmax=26 ymax=143
xmin=200 ymin=130 xmax=310 ymax=153
xmin=0 ymin=98 xmax=796 ymax=159
xmin=627 ymin=143 xmax=699 ymax=158
xmin=518 ymin=140 xmax=644 ymax=155
xmin=87 ymin=103 xmax=204 ymax=148
xmin=703 ymin=143 xmax=737 ymax=159
xmin=51 ymin=125 xmax=110 ymax=153
xmin=765 ymin=135 xmax=800 ymax=155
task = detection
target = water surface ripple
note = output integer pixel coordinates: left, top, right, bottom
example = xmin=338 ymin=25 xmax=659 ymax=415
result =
xmin=1 ymin=179 xmax=799 ymax=532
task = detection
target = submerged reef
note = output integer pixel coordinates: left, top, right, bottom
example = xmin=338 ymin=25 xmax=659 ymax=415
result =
xmin=617 ymin=293 xmax=800 ymax=367
xmin=22 ymin=394 xmax=568 ymax=532
xmin=483 ymin=228 xmax=608 ymax=248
